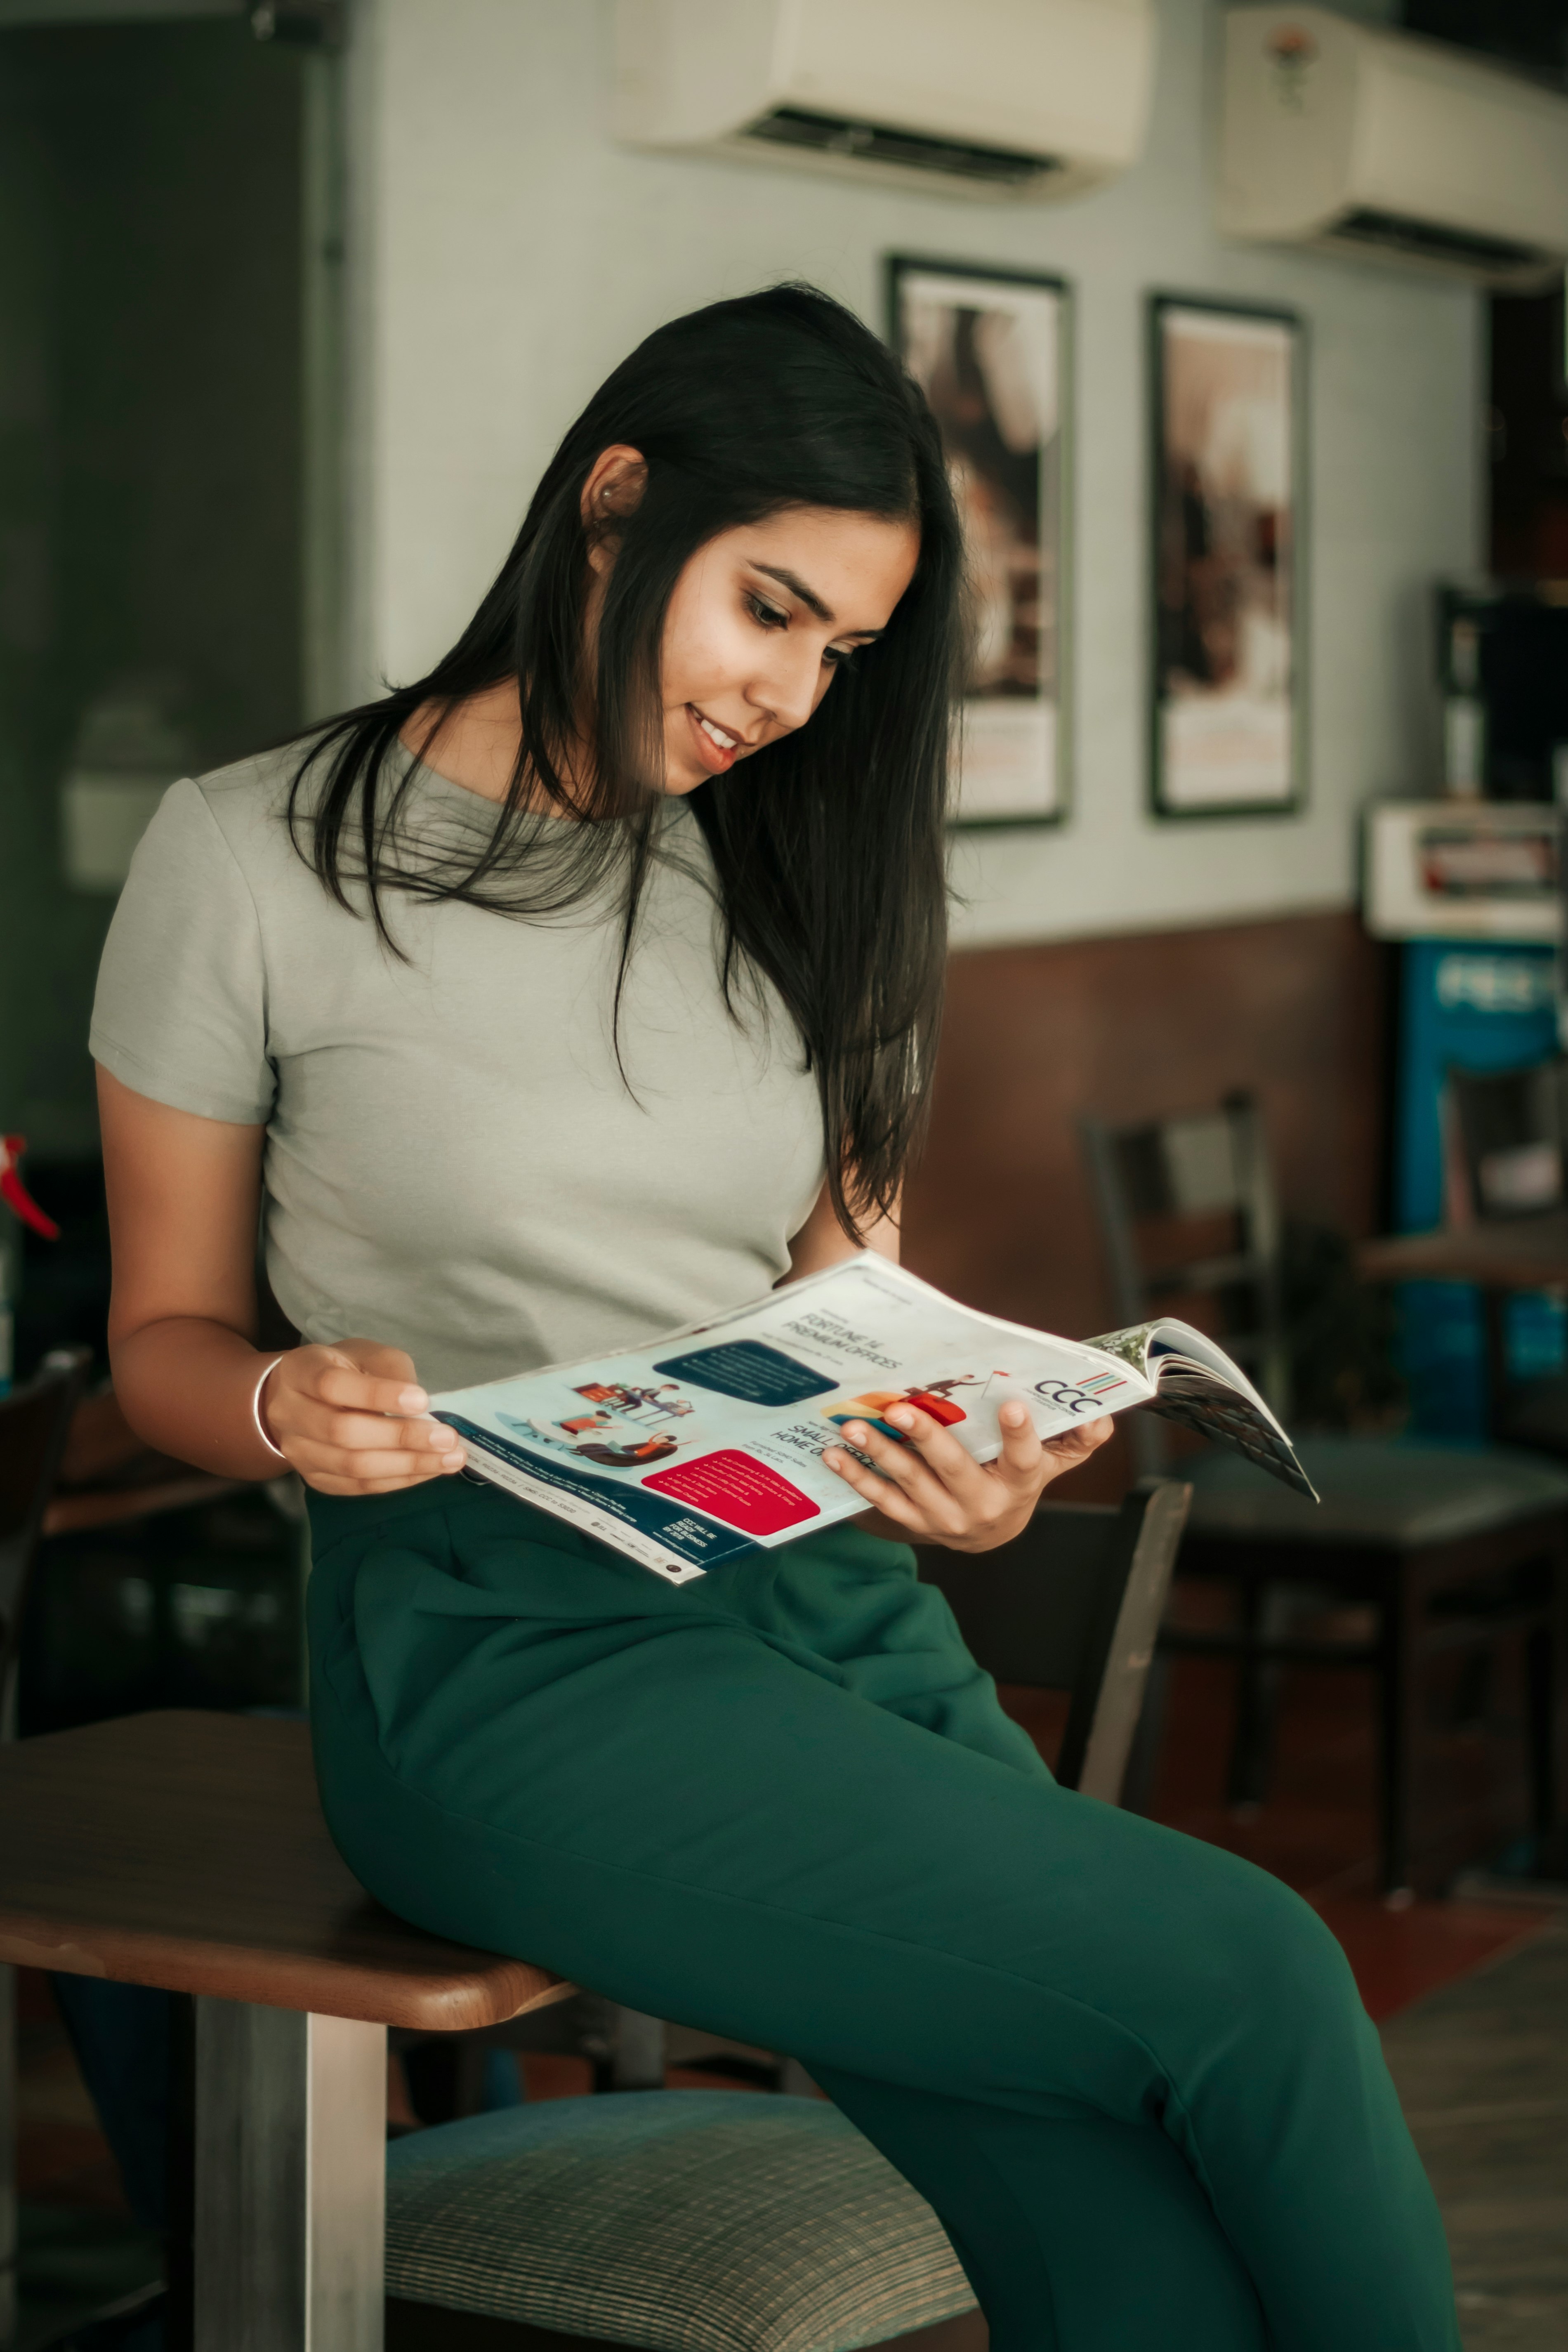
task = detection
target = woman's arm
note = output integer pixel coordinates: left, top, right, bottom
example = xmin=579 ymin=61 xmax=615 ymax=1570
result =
xmin=782 ymin=1176 xmax=1111 ymax=1551
xmin=99 ymin=1067 xmax=464 ymax=1493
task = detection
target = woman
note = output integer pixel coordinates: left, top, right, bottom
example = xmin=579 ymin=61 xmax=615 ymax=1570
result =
xmin=93 ymin=287 xmax=1457 ymax=2350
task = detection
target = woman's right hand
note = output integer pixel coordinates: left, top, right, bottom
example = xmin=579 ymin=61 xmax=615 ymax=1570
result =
xmin=259 ymin=1339 xmax=467 ymax=1496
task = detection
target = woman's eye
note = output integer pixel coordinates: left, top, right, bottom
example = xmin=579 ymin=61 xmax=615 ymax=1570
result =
xmin=746 ymin=594 xmax=788 ymax=630
xmin=823 ymin=643 xmax=856 ymax=670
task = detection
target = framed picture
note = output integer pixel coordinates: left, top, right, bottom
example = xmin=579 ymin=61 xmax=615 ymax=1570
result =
xmin=888 ymin=256 xmax=1070 ymax=828
xmin=1150 ymin=296 xmax=1306 ymax=819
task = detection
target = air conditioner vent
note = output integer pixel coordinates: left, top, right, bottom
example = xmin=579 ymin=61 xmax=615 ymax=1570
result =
xmin=1331 ymin=206 xmax=1551 ymax=276
xmin=742 ymin=105 xmax=1063 ymax=189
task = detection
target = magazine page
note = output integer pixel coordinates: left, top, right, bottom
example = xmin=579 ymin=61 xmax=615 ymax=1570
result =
xmin=1086 ymin=1317 xmax=1278 ymax=1421
xmin=1085 ymin=1316 xmax=1318 ymax=1502
xmin=431 ymin=1255 xmax=1155 ymax=1584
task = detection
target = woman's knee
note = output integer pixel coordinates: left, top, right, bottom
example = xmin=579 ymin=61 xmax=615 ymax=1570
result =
xmin=1158 ymin=1846 xmax=1364 ymax=2048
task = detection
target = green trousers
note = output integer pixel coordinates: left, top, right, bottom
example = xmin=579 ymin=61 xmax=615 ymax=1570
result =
xmin=307 ymin=1480 xmax=1459 ymax=2352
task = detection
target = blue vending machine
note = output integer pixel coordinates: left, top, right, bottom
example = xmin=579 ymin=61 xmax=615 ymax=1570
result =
xmin=1366 ymin=802 xmax=1563 ymax=1438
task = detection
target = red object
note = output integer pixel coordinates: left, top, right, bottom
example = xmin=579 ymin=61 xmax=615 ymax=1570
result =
xmin=0 ymin=1136 xmax=59 ymax=1240
xmin=643 ymin=1450 xmax=820 ymax=1537
xmin=907 ymin=1390 xmax=965 ymax=1425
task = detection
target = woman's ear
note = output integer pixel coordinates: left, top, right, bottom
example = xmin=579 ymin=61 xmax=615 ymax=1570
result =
xmin=581 ymin=445 xmax=648 ymax=575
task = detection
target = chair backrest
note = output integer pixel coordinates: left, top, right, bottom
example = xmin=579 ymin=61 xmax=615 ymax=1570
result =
xmin=0 ymin=1347 xmax=92 ymax=1740
xmin=1447 ymin=1057 xmax=1568 ymax=1222
xmin=1080 ymin=1092 xmax=1289 ymax=1472
xmin=916 ymin=1479 xmax=1189 ymax=1805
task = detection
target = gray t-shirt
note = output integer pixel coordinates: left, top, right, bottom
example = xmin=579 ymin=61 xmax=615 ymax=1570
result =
xmin=90 ymin=746 xmax=828 ymax=1393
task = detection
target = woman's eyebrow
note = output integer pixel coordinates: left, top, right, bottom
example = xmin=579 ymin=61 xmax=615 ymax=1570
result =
xmin=754 ymin=563 xmax=834 ymax=621
xmin=753 ymin=564 xmax=885 ymax=638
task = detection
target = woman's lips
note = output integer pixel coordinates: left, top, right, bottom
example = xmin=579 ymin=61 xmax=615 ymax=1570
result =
xmin=686 ymin=704 xmax=738 ymax=774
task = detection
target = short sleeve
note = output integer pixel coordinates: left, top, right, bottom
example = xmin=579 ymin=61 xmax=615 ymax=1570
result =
xmin=90 ymin=779 xmax=276 ymax=1124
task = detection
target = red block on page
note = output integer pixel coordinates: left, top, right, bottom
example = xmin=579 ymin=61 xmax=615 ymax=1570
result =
xmin=642 ymin=1451 xmax=821 ymax=1537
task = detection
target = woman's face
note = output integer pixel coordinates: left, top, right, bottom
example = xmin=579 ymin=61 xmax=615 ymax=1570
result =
xmin=582 ymin=453 xmax=921 ymax=797
xmin=656 ymin=506 xmax=920 ymax=793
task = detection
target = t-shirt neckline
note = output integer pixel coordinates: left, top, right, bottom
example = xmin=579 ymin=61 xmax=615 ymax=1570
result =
xmin=397 ymin=741 xmax=691 ymax=837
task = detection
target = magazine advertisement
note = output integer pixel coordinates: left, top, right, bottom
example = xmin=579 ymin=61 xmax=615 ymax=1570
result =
xmin=431 ymin=1255 xmax=1314 ymax=1586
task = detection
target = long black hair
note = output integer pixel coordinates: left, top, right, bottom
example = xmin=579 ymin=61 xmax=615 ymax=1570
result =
xmin=289 ymin=284 xmax=964 ymax=1236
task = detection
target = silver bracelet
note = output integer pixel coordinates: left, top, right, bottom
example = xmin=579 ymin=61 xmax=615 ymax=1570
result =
xmin=252 ymin=1354 xmax=288 ymax=1464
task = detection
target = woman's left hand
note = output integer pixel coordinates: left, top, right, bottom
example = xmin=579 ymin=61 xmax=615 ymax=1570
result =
xmin=823 ymin=1401 xmax=1114 ymax=1553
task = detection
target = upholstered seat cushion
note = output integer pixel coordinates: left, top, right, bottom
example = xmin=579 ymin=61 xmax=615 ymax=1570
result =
xmin=386 ymin=2090 xmax=977 ymax=2352
xmin=1181 ymin=1434 xmax=1568 ymax=1550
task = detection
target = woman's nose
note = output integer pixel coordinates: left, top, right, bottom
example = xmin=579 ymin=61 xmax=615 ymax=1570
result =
xmin=755 ymin=647 xmax=822 ymax=735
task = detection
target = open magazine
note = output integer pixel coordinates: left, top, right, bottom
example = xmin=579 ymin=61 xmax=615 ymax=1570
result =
xmin=431 ymin=1254 xmax=1316 ymax=1586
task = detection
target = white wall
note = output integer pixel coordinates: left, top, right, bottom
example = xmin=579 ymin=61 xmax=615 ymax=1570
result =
xmin=344 ymin=0 xmax=1481 ymax=950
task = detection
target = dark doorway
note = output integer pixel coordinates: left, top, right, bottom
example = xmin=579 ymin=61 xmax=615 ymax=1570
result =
xmin=0 ymin=9 xmax=340 ymax=1401
xmin=1489 ymin=279 xmax=1568 ymax=580
xmin=0 ymin=11 xmax=325 ymax=1181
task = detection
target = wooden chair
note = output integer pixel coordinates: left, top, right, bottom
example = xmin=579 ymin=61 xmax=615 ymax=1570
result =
xmin=915 ymin=1479 xmax=1191 ymax=1804
xmin=0 ymin=1711 xmax=986 ymax=2352
xmin=1081 ymin=1094 xmax=1568 ymax=1893
xmin=0 ymin=1708 xmax=566 ymax=2352
xmin=1446 ymin=1057 xmax=1568 ymax=1458
xmin=1446 ymin=1057 xmax=1568 ymax=1229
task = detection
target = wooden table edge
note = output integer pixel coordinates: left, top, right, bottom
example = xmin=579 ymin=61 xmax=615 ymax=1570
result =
xmin=42 ymin=1472 xmax=247 ymax=1538
xmin=1357 ymin=1231 xmax=1568 ymax=1290
xmin=0 ymin=1911 xmax=573 ymax=2031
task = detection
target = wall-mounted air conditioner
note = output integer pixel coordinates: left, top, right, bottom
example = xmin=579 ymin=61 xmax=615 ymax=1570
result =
xmin=1219 ymin=6 xmax=1568 ymax=290
xmin=612 ymin=0 xmax=1156 ymax=203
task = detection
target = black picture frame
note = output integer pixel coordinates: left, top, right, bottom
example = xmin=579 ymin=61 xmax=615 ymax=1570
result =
xmin=887 ymin=253 xmax=1072 ymax=828
xmin=1148 ymin=293 xmax=1307 ymax=822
